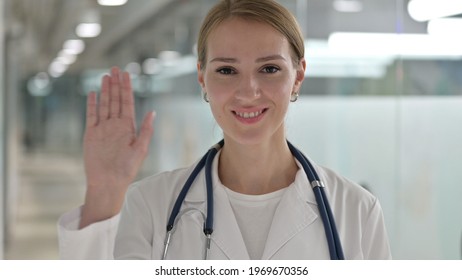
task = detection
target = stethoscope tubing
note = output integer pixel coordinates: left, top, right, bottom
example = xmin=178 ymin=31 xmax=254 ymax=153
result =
xmin=167 ymin=140 xmax=224 ymax=232
xmin=287 ymin=141 xmax=345 ymax=260
xmin=164 ymin=140 xmax=344 ymax=260
xmin=204 ymin=141 xmax=223 ymax=234
xmin=166 ymin=153 xmax=208 ymax=232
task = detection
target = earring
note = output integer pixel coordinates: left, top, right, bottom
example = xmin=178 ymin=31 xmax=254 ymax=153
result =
xmin=290 ymin=91 xmax=299 ymax=102
xmin=202 ymin=91 xmax=209 ymax=103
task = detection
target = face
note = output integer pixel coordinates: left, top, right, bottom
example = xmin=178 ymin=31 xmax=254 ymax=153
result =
xmin=197 ymin=17 xmax=306 ymax=146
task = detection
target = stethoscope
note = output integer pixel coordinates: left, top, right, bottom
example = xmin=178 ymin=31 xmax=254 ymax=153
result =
xmin=162 ymin=140 xmax=345 ymax=260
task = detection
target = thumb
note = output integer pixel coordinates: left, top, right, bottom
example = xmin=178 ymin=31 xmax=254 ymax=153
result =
xmin=134 ymin=111 xmax=155 ymax=156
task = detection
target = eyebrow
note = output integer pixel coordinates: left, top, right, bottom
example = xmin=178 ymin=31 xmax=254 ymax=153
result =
xmin=209 ymin=54 xmax=286 ymax=64
xmin=256 ymin=54 xmax=286 ymax=63
xmin=209 ymin=57 xmax=238 ymax=63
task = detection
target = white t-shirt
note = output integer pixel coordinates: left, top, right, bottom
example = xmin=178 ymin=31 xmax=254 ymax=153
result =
xmin=224 ymin=186 xmax=286 ymax=259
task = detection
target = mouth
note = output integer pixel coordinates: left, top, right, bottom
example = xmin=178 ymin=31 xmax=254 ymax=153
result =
xmin=232 ymin=108 xmax=268 ymax=121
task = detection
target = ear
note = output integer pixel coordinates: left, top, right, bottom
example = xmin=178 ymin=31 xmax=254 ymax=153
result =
xmin=293 ymin=58 xmax=306 ymax=93
xmin=197 ymin=62 xmax=205 ymax=89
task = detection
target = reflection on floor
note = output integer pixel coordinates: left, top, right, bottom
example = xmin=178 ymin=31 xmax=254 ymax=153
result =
xmin=5 ymin=153 xmax=85 ymax=259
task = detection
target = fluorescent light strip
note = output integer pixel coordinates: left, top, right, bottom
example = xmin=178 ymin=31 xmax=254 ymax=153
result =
xmin=408 ymin=0 xmax=462 ymax=22
xmin=328 ymin=32 xmax=462 ymax=59
xmin=97 ymin=0 xmax=128 ymax=6
xmin=333 ymin=0 xmax=363 ymax=13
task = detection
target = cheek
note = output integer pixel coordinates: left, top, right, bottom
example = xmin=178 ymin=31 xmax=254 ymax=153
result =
xmin=262 ymin=75 xmax=295 ymax=98
xmin=204 ymin=74 xmax=236 ymax=101
xmin=204 ymin=77 xmax=228 ymax=118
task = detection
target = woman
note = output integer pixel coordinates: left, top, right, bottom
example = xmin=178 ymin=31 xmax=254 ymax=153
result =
xmin=58 ymin=0 xmax=391 ymax=259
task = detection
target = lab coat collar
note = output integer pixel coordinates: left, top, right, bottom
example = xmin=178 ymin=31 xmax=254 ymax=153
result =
xmin=293 ymin=157 xmax=318 ymax=205
xmin=261 ymin=166 xmax=319 ymax=259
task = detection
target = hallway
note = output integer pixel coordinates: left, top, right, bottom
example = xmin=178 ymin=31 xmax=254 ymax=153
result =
xmin=5 ymin=152 xmax=85 ymax=259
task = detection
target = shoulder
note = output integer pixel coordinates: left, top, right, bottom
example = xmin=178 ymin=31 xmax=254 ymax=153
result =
xmin=124 ymin=162 xmax=199 ymax=208
xmin=315 ymin=164 xmax=378 ymax=212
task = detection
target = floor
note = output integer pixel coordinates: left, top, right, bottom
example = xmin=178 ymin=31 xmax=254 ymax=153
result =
xmin=4 ymin=152 xmax=86 ymax=259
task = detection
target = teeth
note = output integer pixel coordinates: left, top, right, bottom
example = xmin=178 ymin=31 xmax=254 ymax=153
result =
xmin=235 ymin=110 xmax=263 ymax=119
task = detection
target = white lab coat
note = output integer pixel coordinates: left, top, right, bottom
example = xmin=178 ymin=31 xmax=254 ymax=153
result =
xmin=58 ymin=151 xmax=391 ymax=260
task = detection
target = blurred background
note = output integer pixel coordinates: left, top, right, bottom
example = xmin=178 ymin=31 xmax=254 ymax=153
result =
xmin=0 ymin=0 xmax=461 ymax=259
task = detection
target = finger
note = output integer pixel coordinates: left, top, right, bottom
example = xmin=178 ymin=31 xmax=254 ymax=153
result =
xmin=109 ymin=67 xmax=121 ymax=118
xmin=86 ymin=92 xmax=98 ymax=127
xmin=120 ymin=71 xmax=135 ymax=122
xmin=99 ymin=75 xmax=110 ymax=120
xmin=134 ymin=111 xmax=156 ymax=157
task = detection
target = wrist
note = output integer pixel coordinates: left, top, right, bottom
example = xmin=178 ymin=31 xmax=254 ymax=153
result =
xmin=79 ymin=184 xmax=127 ymax=229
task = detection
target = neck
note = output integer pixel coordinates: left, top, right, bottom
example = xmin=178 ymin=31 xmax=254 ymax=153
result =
xmin=218 ymin=135 xmax=298 ymax=195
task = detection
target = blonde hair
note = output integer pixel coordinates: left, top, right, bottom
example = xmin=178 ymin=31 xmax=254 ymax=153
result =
xmin=197 ymin=0 xmax=305 ymax=69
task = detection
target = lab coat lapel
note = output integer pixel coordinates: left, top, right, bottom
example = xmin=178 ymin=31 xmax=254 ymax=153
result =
xmin=210 ymin=151 xmax=250 ymax=259
xmin=261 ymin=164 xmax=318 ymax=260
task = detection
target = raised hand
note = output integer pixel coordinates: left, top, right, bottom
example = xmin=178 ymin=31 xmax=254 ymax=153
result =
xmin=79 ymin=67 xmax=155 ymax=229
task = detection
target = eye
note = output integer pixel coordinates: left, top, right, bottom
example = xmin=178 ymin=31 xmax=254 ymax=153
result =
xmin=261 ymin=65 xmax=280 ymax=74
xmin=216 ymin=67 xmax=236 ymax=75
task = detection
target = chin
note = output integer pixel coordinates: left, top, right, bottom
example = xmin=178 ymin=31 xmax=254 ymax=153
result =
xmin=224 ymin=130 xmax=278 ymax=147
xmin=220 ymin=119 xmax=286 ymax=147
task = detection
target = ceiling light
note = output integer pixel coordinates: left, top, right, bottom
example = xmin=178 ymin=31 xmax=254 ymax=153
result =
xmin=408 ymin=0 xmax=462 ymax=22
xmin=427 ymin=17 xmax=462 ymax=37
xmin=63 ymin=39 xmax=85 ymax=55
xmin=48 ymin=60 xmax=68 ymax=78
xmin=28 ymin=73 xmax=52 ymax=96
xmin=125 ymin=62 xmax=141 ymax=75
xmin=97 ymin=0 xmax=128 ymax=6
xmin=57 ymin=51 xmax=77 ymax=65
xmin=33 ymin=72 xmax=50 ymax=89
xmin=333 ymin=0 xmax=363 ymax=13
xmin=159 ymin=51 xmax=181 ymax=67
xmin=76 ymin=23 xmax=101 ymax=38
xmin=142 ymin=58 xmax=163 ymax=75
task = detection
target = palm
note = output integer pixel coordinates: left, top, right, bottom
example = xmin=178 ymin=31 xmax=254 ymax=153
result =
xmin=85 ymin=117 xmax=137 ymax=187
xmin=80 ymin=67 xmax=154 ymax=228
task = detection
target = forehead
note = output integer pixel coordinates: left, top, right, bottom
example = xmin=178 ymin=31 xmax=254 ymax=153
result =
xmin=207 ymin=17 xmax=291 ymax=58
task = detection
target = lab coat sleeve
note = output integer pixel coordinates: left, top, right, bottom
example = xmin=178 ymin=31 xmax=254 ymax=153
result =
xmin=114 ymin=185 xmax=154 ymax=259
xmin=57 ymin=206 xmax=119 ymax=259
xmin=361 ymin=198 xmax=392 ymax=259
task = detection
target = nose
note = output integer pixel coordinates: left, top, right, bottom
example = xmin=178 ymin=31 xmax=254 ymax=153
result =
xmin=235 ymin=73 xmax=260 ymax=101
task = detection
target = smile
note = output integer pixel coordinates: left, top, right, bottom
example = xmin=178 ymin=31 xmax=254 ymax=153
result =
xmin=233 ymin=109 xmax=265 ymax=119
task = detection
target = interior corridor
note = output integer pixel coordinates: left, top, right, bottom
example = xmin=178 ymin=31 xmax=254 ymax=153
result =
xmin=4 ymin=152 xmax=85 ymax=259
